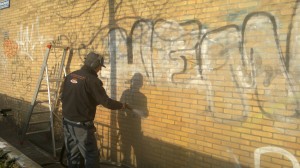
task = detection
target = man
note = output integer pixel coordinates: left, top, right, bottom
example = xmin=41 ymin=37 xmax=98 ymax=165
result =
xmin=61 ymin=51 xmax=130 ymax=168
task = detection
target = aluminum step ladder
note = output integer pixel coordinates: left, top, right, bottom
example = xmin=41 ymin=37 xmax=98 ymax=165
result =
xmin=20 ymin=44 xmax=69 ymax=157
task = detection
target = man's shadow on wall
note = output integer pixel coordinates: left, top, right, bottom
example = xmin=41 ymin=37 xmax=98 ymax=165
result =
xmin=118 ymin=73 xmax=148 ymax=168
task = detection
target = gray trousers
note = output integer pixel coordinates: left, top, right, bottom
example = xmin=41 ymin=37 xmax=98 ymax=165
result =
xmin=63 ymin=120 xmax=99 ymax=168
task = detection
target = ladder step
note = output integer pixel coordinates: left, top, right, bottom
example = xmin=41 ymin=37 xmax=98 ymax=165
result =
xmin=29 ymin=120 xmax=50 ymax=125
xmin=26 ymin=129 xmax=50 ymax=135
xmin=35 ymin=100 xmax=49 ymax=104
xmin=38 ymin=89 xmax=48 ymax=92
xmin=47 ymin=78 xmax=64 ymax=82
xmin=32 ymin=110 xmax=50 ymax=114
xmin=38 ymin=89 xmax=56 ymax=92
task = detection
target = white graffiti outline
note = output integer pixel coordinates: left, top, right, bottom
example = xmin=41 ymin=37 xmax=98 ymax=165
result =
xmin=254 ymin=146 xmax=300 ymax=168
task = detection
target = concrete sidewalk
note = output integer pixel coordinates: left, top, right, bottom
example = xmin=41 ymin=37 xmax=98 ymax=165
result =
xmin=0 ymin=116 xmax=125 ymax=168
xmin=0 ymin=116 xmax=64 ymax=168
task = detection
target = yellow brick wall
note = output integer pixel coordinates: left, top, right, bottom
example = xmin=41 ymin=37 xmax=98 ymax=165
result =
xmin=0 ymin=0 xmax=300 ymax=167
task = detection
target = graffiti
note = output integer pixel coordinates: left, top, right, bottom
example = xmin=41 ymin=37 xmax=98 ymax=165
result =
xmin=241 ymin=12 xmax=300 ymax=123
xmin=52 ymin=33 xmax=78 ymax=47
xmin=288 ymin=0 xmax=300 ymax=86
xmin=254 ymin=146 xmax=300 ymax=168
xmin=10 ymin=55 xmax=32 ymax=96
xmin=16 ymin=16 xmax=51 ymax=61
xmin=3 ymin=39 xmax=18 ymax=58
xmin=49 ymin=3 xmax=296 ymax=136
xmin=200 ymin=25 xmax=250 ymax=124
xmin=2 ymin=31 xmax=17 ymax=58
xmin=0 ymin=52 xmax=7 ymax=74
xmin=111 ymin=14 xmax=296 ymax=127
xmin=46 ymin=1 xmax=300 ymax=144
xmin=126 ymin=19 xmax=202 ymax=85
xmin=115 ymin=9 xmax=300 ymax=127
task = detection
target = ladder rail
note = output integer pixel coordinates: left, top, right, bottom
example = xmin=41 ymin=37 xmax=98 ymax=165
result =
xmin=45 ymin=65 xmax=52 ymax=112
xmin=49 ymin=47 xmax=68 ymax=158
xmin=21 ymin=45 xmax=52 ymax=143
xmin=45 ymin=64 xmax=57 ymax=157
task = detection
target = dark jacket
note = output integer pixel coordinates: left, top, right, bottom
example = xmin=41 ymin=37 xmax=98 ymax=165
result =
xmin=61 ymin=65 xmax=123 ymax=122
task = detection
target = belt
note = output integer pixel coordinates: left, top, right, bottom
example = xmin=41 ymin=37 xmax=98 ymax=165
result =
xmin=63 ymin=118 xmax=94 ymax=127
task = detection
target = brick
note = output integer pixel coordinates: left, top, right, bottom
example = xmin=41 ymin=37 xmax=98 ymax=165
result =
xmin=251 ymin=130 xmax=273 ymax=138
xmin=262 ymin=137 xmax=284 ymax=146
xmin=197 ymin=130 xmax=213 ymax=138
xmin=205 ymin=127 xmax=222 ymax=134
xmin=190 ymin=104 xmax=207 ymax=111
xmin=162 ymin=91 xmax=176 ymax=97
xmin=222 ymin=130 xmax=241 ymax=138
xmin=168 ymin=105 xmax=182 ymax=111
xmin=155 ymin=104 xmax=169 ymax=110
xmin=166 ymin=123 xmax=181 ymax=130
xmin=169 ymin=97 xmax=182 ymax=102
xmin=211 ymin=112 xmax=232 ymax=119
xmin=232 ymin=126 xmax=251 ymax=134
xmin=230 ymin=148 xmax=250 ymax=157
xmin=213 ymin=133 xmax=230 ymax=141
xmin=196 ymin=140 xmax=212 ymax=148
xmin=272 ymin=158 xmax=296 ymax=167
xmin=204 ymin=136 xmax=221 ymax=144
xmin=175 ymin=92 xmax=192 ymax=98
xmin=283 ymin=142 xmax=300 ymax=149
xmin=204 ymin=147 xmax=221 ymax=155
xmin=182 ymin=98 xmax=198 ymax=104
xmin=166 ymin=133 xmax=180 ymax=140
xmin=176 ymin=102 xmax=191 ymax=108
xmin=167 ymin=115 xmax=181 ymax=121
xmin=197 ymin=120 xmax=214 ymax=127
xmin=176 ymin=111 xmax=190 ymax=117
xmin=262 ymin=126 xmax=279 ymax=133
xmin=222 ymin=141 xmax=240 ymax=149
xmin=273 ymin=133 xmax=297 ymax=142
xmin=182 ymin=117 xmax=197 ymax=124
xmin=274 ymin=122 xmax=298 ymax=129
xmin=260 ymin=161 xmax=283 ymax=168
xmin=241 ymin=133 xmax=261 ymax=142
xmin=162 ymin=109 xmax=176 ymax=115
xmin=162 ymin=118 xmax=175 ymax=124
xmin=213 ymin=123 xmax=231 ymax=130
xmin=181 ymin=136 xmax=196 ymax=144
xmin=252 ymin=118 xmax=274 ymax=126
xmin=243 ymin=123 xmax=262 ymax=130
xmin=151 ymin=90 xmax=163 ymax=95
xmin=239 ymin=156 xmax=254 ymax=165
xmin=181 ymin=127 xmax=197 ymax=134
xmin=189 ymin=133 xmax=204 ymax=141
xmin=240 ymin=144 xmax=255 ymax=153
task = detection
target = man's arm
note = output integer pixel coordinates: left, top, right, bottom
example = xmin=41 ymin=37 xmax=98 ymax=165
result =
xmin=89 ymin=78 xmax=127 ymax=110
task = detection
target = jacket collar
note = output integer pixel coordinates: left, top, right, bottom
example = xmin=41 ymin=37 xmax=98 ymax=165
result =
xmin=81 ymin=65 xmax=98 ymax=77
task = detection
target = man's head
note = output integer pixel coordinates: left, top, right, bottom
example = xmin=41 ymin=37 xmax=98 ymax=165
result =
xmin=84 ymin=52 xmax=106 ymax=71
